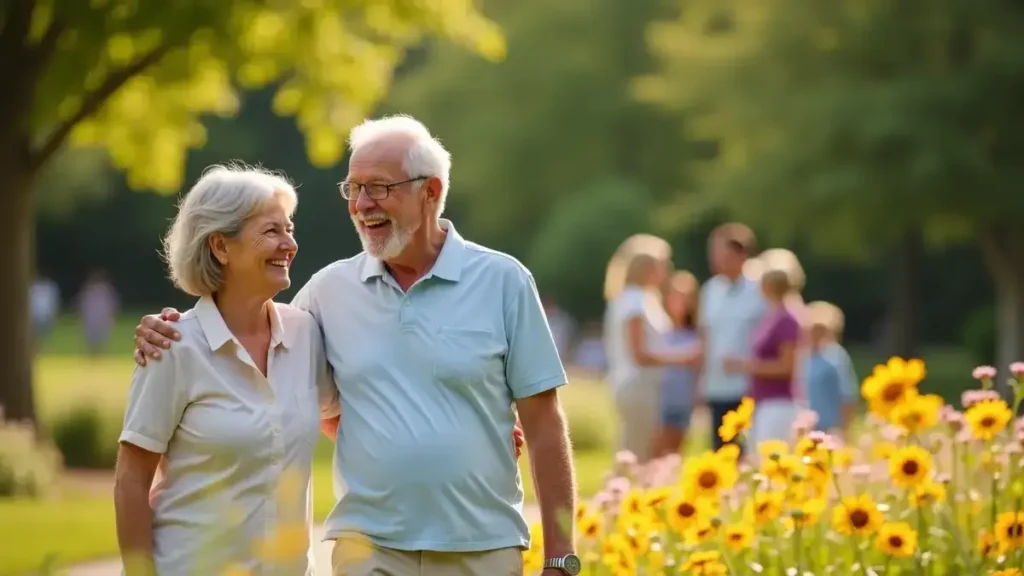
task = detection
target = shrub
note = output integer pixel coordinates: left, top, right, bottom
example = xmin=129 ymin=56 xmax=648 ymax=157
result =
xmin=0 ymin=411 xmax=62 ymax=498
xmin=49 ymin=404 xmax=119 ymax=469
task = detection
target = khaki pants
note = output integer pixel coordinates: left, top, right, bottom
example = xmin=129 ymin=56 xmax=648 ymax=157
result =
xmin=331 ymin=535 xmax=523 ymax=576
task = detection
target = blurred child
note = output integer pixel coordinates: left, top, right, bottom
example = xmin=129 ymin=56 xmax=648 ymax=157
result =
xmin=723 ymin=269 xmax=800 ymax=449
xmin=803 ymin=301 xmax=858 ymax=436
xmin=652 ymin=271 xmax=701 ymax=458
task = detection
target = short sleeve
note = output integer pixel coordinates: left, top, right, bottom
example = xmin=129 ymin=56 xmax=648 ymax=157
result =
xmin=830 ymin=345 xmax=859 ymax=401
xmin=504 ymin=272 xmax=568 ymax=400
xmin=119 ymin=348 xmax=190 ymax=454
xmin=775 ymin=313 xmax=801 ymax=344
xmin=313 ymin=323 xmax=341 ymax=419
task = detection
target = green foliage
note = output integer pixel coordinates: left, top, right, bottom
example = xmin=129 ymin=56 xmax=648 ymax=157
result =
xmin=382 ymin=0 xmax=686 ymax=257
xmin=49 ymin=404 xmax=118 ymax=470
xmin=640 ymin=0 xmax=1024 ymax=255
xmin=527 ymin=178 xmax=654 ymax=322
xmin=963 ymin=306 xmax=997 ymax=368
xmin=19 ymin=0 xmax=505 ymax=192
xmin=0 ymin=416 xmax=62 ymax=499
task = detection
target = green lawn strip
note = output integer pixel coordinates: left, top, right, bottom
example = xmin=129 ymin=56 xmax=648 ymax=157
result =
xmin=0 ymin=492 xmax=116 ymax=576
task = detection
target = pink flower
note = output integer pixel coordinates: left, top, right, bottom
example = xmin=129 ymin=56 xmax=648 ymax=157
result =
xmin=850 ymin=465 xmax=872 ymax=478
xmin=792 ymin=410 xmax=819 ymax=436
xmin=1011 ymin=362 xmax=1024 ymax=378
xmin=614 ymin=450 xmax=638 ymax=467
xmin=940 ymin=406 xmax=964 ymax=431
xmin=962 ymin=389 xmax=1000 ymax=408
xmin=973 ymin=365 xmax=997 ymax=380
xmin=605 ymin=476 xmax=630 ymax=495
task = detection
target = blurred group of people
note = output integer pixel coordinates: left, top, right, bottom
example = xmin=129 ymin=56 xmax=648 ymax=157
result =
xmin=601 ymin=223 xmax=859 ymax=465
xmin=29 ymin=269 xmax=120 ymax=355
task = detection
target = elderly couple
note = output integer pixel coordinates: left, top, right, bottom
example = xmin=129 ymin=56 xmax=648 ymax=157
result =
xmin=113 ymin=115 xmax=581 ymax=576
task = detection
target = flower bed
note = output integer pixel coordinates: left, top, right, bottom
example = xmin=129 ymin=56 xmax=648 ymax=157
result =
xmin=524 ymin=358 xmax=1024 ymax=575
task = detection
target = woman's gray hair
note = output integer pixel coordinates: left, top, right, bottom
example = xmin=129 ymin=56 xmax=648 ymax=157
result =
xmin=162 ymin=164 xmax=297 ymax=297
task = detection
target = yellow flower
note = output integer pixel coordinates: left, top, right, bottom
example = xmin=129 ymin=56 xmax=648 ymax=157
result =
xmin=578 ymin=512 xmax=603 ymax=540
xmin=994 ymin=569 xmax=1023 ymax=576
xmin=888 ymin=445 xmax=933 ymax=488
xmin=758 ymin=439 xmax=790 ymax=460
xmin=619 ymin=488 xmax=648 ymax=517
xmin=978 ymin=530 xmax=998 ymax=558
xmin=910 ymin=480 xmax=947 ymax=508
xmin=722 ymin=522 xmax=755 ymax=551
xmin=889 ymin=393 xmax=943 ymax=432
xmin=716 ymin=442 xmax=741 ymax=463
xmin=666 ymin=492 xmax=714 ymax=533
xmin=744 ymin=490 xmax=785 ymax=525
xmin=523 ymin=548 xmax=543 ymax=573
xmin=832 ymin=494 xmax=884 ymax=536
xmin=965 ymin=398 xmax=1013 ymax=441
xmin=644 ymin=486 xmax=672 ymax=509
xmin=683 ymin=519 xmax=720 ymax=545
xmin=760 ymin=453 xmax=800 ymax=484
xmin=872 ymin=441 xmax=898 ymax=460
xmin=681 ymin=549 xmax=728 ymax=575
xmin=876 ymin=521 xmax=918 ymax=558
xmin=785 ymin=498 xmax=826 ymax=529
xmin=718 ymin=397 xmax=755 ymax=442
xmin=682 ymin=451 xmax=738 ymax=499
xmin=995 ymin=511 xmax=1024 ymax=553
xmin=220 ymin=564 xmax=252 ymax=576
xmin=861 ymin=357 xmax=925 ymax=417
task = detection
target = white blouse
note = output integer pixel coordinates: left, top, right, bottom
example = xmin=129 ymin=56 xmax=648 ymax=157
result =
xmin=119 ymin=297 xmax=340 ymax=575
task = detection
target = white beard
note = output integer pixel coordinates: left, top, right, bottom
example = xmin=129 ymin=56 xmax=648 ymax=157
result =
xmin=352 ymin=215 xmax=410 ymax=260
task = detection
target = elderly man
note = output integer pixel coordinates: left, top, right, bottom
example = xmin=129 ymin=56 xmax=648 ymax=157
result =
xmin=132 ymin=115 xmax=580 ymax=576
xmin=698 ymin=223 xmax=767 ymax=450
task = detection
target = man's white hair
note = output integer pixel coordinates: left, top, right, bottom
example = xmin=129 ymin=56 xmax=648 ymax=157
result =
xmin=348 ymin=114 xmax=452 ymax=216
xmin=163 ymin=163 xmax=297 ymax=297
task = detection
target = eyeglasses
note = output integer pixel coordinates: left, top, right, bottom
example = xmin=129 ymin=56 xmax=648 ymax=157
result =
xmin=338 ymin=177 xmax=426 ymax=200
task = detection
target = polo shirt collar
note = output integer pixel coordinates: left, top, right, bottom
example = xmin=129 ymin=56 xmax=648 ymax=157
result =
xmin=359 ymin=219 xmax=466 ymax=283
xmin=194 ymin=296 xmax=291 ymax=351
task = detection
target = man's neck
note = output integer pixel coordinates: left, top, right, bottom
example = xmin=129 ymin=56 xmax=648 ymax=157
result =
xmin=385 ymin=219 xmax=447 ymax=289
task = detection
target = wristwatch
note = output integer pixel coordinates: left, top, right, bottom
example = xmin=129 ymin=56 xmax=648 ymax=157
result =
xmin=544 ymin=553 xmax=582 ymax=575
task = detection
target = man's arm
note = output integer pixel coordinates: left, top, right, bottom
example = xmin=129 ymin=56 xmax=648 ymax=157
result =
xmin=504 ymin=270 xmax=575 ymax=566
xmin=516 ymin=390 xmax=575 ymax=558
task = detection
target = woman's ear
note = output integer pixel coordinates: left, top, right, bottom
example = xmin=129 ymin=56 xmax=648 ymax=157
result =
xmin=208 ymin=233 xmax=229 ymax=266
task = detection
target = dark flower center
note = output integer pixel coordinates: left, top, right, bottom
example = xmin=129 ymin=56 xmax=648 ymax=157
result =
xmin=849 ymin=509 xmax=870 ymax=528
xmin=981 ymin=416 xmax=997 ymax=428
xmin=882 ymin=383 xmax=904 ymax=402
xmin=698 ymin=471 xmax=719 ymax=489
xmin=888 ymin=535 xmax=904 ymax=548
xmin=901 ymin=460 xmax=920 ymax=476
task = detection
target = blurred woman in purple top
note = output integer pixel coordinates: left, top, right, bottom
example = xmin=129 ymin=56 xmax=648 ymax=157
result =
xmin=723 ymin=269 xmax=800 ymax=449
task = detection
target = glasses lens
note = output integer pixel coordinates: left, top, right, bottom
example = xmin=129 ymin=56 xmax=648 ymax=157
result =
xmin=340 ymin=183 xmax=354 ymax=199
xmin=367 ymin=184 xmax=388 ymax=199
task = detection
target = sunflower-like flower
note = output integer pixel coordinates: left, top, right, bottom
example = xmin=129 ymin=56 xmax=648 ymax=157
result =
xmin=666 ymin=491 xmax=716 ymax=534
xmin=832 ymin=494 xmax=883 ymax=536
xmin=722 ymin=522 xmax=755 ymax=552
xmin=888 ymin=445 xmax=933 ymax=488
xmin=995 ymin=511 xmax=1024 ymax=553
xmin=744 ymin=490 xmax=785 ymax=526
xmin=861 ymin=357 xmax=926 ymax=418
xmin=680 ymin=550 xmax=728 ymax=575
xmin=682 ymin=451 xmax=738 ymax=499
xmin=718 ymin=397 xmax=755 ymax=442
xmin=889 ymin=393 xmax=943 ymax=433
xmin=876 ymin=521 xmax=918 ymax=558
xmin=965 ymin=398 xmax=1013 ymax=441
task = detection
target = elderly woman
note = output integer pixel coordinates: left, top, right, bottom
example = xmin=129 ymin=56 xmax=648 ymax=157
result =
xmin=113 ymin=165 xmax=341 ymax=575
xmin=603 ymin=235 xmax=699 ymax=463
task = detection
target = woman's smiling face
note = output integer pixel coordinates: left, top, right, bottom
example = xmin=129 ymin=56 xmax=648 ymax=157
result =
xmin=214 ymin=195 xmax=298 ymax=298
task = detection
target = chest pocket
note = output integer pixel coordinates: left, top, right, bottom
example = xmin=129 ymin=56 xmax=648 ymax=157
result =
xmin=432 ymin=326 xmax=504 ymax=387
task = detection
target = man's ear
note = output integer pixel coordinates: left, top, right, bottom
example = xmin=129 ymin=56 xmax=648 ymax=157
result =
xmin=426 ymin=177 xmax=443 ymax=203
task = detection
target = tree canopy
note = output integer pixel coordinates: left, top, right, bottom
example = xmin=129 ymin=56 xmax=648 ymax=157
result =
xmin=0 ymin=0 xmax=503 ymax=422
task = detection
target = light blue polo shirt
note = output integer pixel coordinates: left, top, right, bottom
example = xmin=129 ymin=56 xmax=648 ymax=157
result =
xmin=291 ymin=220 xmax=567 ymax=552
xmin=699 ymin=275 xmax=767 ymax=401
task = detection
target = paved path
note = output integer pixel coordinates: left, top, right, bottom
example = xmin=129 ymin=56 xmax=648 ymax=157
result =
xmin=61 ymin=506 xmax=540 ymax=576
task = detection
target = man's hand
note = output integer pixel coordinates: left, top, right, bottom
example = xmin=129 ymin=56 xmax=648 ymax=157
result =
xmin=133 ymin=308 xmax=183 ymax=366
xmin=513 ymin=420 xmax=524 ymax=460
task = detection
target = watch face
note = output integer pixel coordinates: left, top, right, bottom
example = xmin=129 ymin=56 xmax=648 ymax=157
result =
xmin=563 ymin=554 xmax=582 ymax=575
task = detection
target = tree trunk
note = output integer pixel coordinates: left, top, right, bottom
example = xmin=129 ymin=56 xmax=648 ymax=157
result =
xmin=0 ymin=161 xmax=36 ymax=424
xmin=885 ymin=229 xmax=922 ymax=359
xmin=981 ymin=230 xmax=1024 ymax=390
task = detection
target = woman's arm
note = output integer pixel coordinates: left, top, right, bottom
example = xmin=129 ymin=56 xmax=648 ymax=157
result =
xmin=116 ymin=344 xmax=189 ymax=574
xmin=114 ymin=444 xmax=161 ymax=575
xmin=626 ymin=317 xmax=701 ymax=368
